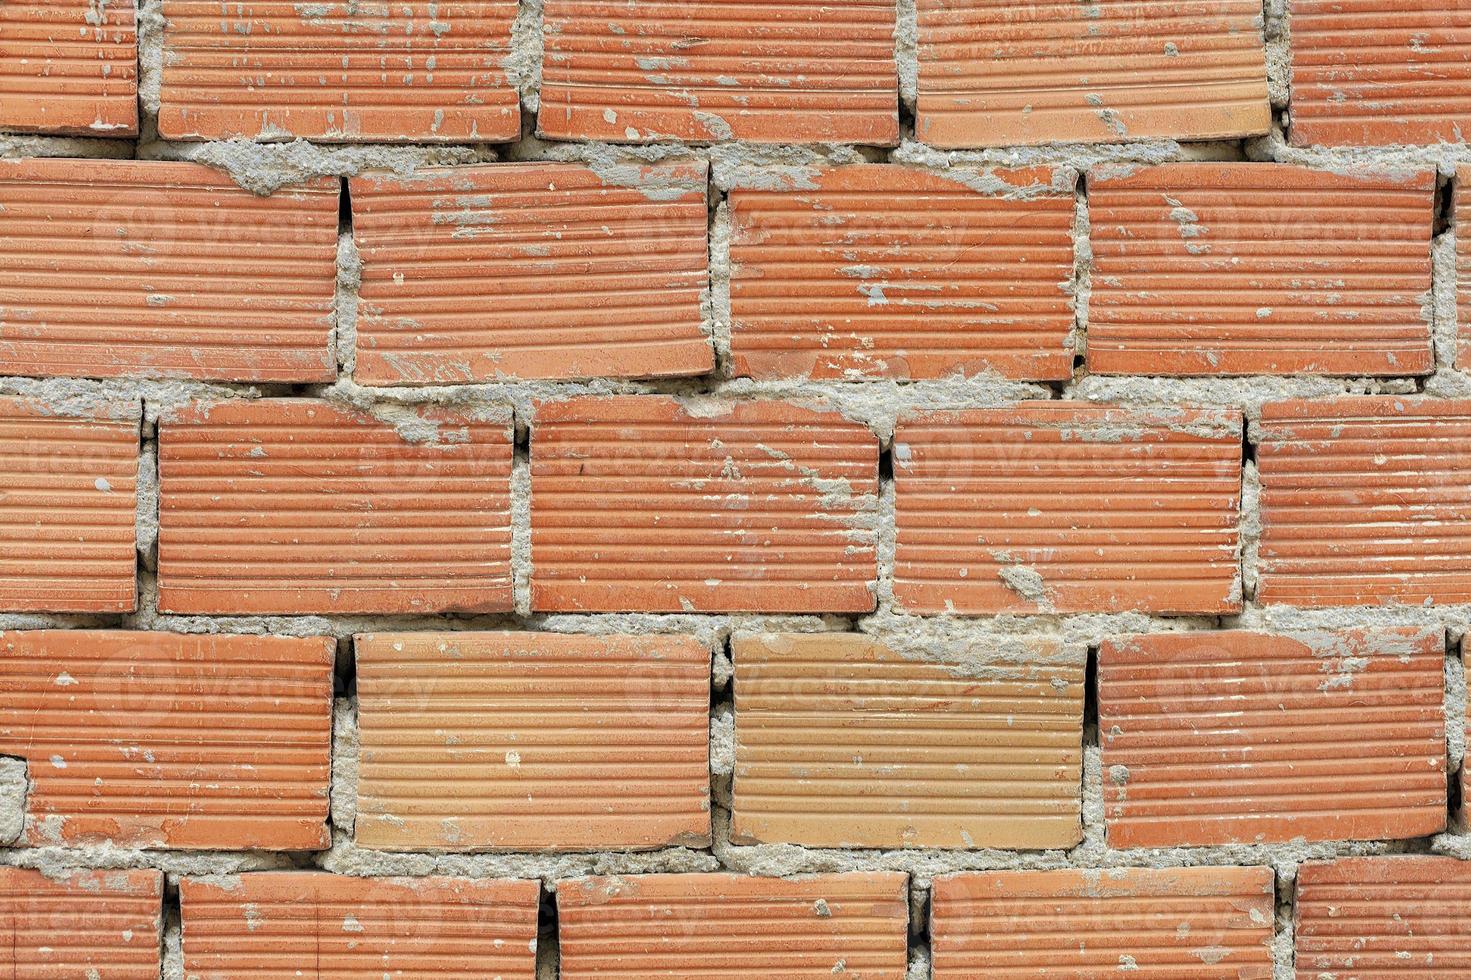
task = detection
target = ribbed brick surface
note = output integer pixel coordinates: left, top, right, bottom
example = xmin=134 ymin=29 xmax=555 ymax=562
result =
xmin=728 ymin=166 xmax=1076 ymax=381
xmin=0 ymin=867 xmax=162 ymax=978
xmin=915 ymin=0 xmax=1271 ymax=146
xmin=180 ymin=872 xmax=540 ymax=977
xmin=557 ymin=872 xmax=910 ymax=979
xmin=1099 ymin=627 xmax=1447 ymax=848
xmin=0 ymin=159 xmax=338 ymax=382
xmin=531 ymin=396 xmax=880 ymax=613
xmin=931 ymin=866 xmax=1276 ymax=978
xmin=350 ymin=162 xmax=712 ymax=383
xmin=539 ymin=0 xmax=899 ymax=144
xmin=158 ymin=0 xmax=520 ymax=141
xmin=1256 ymin=397 xmax=1471 ymax=606
xmin=732 ymin=632 xmax=1085 ymax=849
xmin=1295 ymin=856 xmax=1471 ymax=977
xmin=893 ymin=402 xmax=1244 ymax=614
xmin=0 ymin=396 xmax=138 ymax=613
xmin=0 ymin=630 xmax=333 ymax=849
xmin=1290 ymin=0 xmax=1471 ymax=146
xmin=158 ymin=398 xmax=514 ymax=614
xmin=1088 ymin=163 xmax=1436 ymax=376
xmin=354 ymin=631 xmax=710 ymax=850
xmin=0 ymin=0 xmax=137 ymax=136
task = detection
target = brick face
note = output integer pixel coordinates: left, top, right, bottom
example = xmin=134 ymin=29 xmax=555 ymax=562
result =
xmin=728 ymin=166 xmax=1076 ymax=381
xmin=0 ymin=0 xmax=137 ymax=136
xmin=0 ymin=867 xmax=162 ymax=978
xmin=1088 ymin=164 xmax=1436 ymax=377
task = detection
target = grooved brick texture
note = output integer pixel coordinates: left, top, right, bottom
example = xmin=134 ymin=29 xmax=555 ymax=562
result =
xmin=0 ymin=159 xmax=339 ymax=382
xmin=556 ymin=872 xmax=910 ymax=979
xmin=915 ymin=0 xmax=1271 ymax=147
xmin=0 ymin=396 xmax=139 ymax=613
xmin=930 ymin=866 xmax=1277 ymax=978
xmin=731 ymin=632 xmax=1085 ymax=849
xmin=1289 ymin=0 xmax=1471 ymax=147
xmin=1295 ymin=856 xmax=1471 ymax=977
xmin=0 ymin=630 xmax=333 ymax=849
xmin=893 ymin=402 xmax=1244 ymax=615
xmin=727 ymin=166 xmax=1077 ymax=381
xmin=0 ymin=866 xmax=162 ymax=978
xmin=354 ymin=631 xmax=710 ymax=851
xmin=0 ymin=0 xmax=137 ymax=136
xmin=1098 ymin=627 xmax=1447 ymax=849
xmin=349 ymin=162 xmax=713 ymax=383
xmin=158 ymin=0 xmax=520 ymax=142
xmin=158 ymin=398 xmax=514 ymax=614
xmin=1088 ymin=163 xmax=1436 ymax=376
xmin=538 ymin=0 xmax=898 ymax=145
xmin=1256 ymin=397 xmax=1471 ymax=606
xmin=179 ymin=872 xmax=540 ymax=977
xmin=530 ymin=396 xmax=880 ymax=613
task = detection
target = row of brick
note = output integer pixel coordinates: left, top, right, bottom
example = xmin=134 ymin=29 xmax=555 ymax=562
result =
xmin=5 ymin=858 xmax=1469 ymax=977
xmin=1 ymin=157 xmax=1463 ymax=384
xmin=0 ymin=628 xmax=1459 ymax=852
xmin=5 ymin=0 xmax=1470 ymax=149
xmin=10 ymin=393 xmax=1471 ymax=615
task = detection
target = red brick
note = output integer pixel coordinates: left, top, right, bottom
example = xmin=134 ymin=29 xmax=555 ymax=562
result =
xmin=893 ymin=402 xmax=1244 ymax=615
xmin=181 ymin=872 xmax=539 ymax=977
xmin=1099 ymin=627 xmax=1446 ymax=849
xmin=1089 ymin=163 xmax=1436 ymax=376
xmin=531 ymin=396 xmax=879 ymax=613
xmin=0 ymin=159 xmax=338 ymax=382
xmin=1290 ymin=0 xmax=1471 ymax=146
xmin=158 ymin=0 xmax=519 ymax=142
xmin=0 ymin=396 xmax=138 ymax=613
xmin=1295 ymin=856 xmax=1471 ymax=976
xmin=349 ymin=162 xmax=713 ymax=384
xmin=0 ymin=0 xmax=137 ymax=136
xmin=354 ymin=631 xmax=710 ymax=851
xmin=916 ymin=0 xmax=1270 ymax=147
xmin=732 ymin=633 xmax=1085 ymax=849
xmin=538 ymin=0 xmax=899 ymax=145
xmin=1256 ymin=397 xmax=1471 ymax=606
xmin=1457 ymin=165 xmax=1471 ymax=370
xmin=158 ymin=398 xmax=513 ymax=615
xmin=728 ymin=166 xmax=1075 ymax=382
xmin=557 ymin=872 xmax=909 ymax=979
xmin=0 ymin=867 xmax=162 ymax=978
xmin=931 ymin=866 xmax=1276 ymax=978
xmin=0 ymin=630 xmax=333 ymax=850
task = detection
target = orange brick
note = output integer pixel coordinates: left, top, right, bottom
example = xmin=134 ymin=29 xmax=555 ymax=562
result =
xmin=893 ymin=402 xmax=1243 ymax=615
xmin=1256 ymin=397 xmax=1471 ymax=606
xmin=0 ymin=159 xmax=338 ymax=382
xmin=538 ymin=0 xmax=898 ymax=145
xmin=0 ymin=0 xmax=137 ymax=136
xmin=931 ymin=866 xmax=1276 ymax=978
xmin=557 ymin=872 xmax=909 ymax=979
xmin=354 ymin=631 xmax=711 ymax=851
xmin=1296 ymin=856 xmax=1471 ymax=976
xmin=349 ymin=162 xmax=713 ymax=384
xmin=181 ymin=872 xmax=539 ymax=977
xmin=1290 ymin=0 xmax=1471 ymax=146
xmin=915 ymin=0 xmax=1270 ymax=147
xmin=1089 ymin=163 xmax=1436 ymax=376
xmin=158 ymin=0 xmax=519 ymax=142
xmin=1099 ymin=627 xmax=1446 ymax=849
xmin=732 ymin=633 xmax=1085 ymax=849
xmin=0 ymin=396 xmax=138 ymax=613
xmin=728 ymin=166 xmax=1075 ymax=382
xmin=531 ymin=396 xmax=879 ymax=613
xmin=158 ymin=398 xmax=514 ymax=615
xmin=1457 ymin=166 xmax=1471 ymax=370
xmin=0 ymin=867 xmax=162 ymax=978
xmin=0 ymin=630 xmax=333 ymax=849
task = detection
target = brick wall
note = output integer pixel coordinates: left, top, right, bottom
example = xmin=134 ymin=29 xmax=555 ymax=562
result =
xmin=3 ymin=0 xmax=1471 ymax=976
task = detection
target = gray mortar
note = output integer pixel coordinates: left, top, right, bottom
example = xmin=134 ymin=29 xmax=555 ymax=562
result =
xmin=1432 ymin=228 xmax=1459 ymax=368
xmin=504 ymin=0 xmax=544 ymax=114
xmin=0 ymin=376 xmax=250 ymax=426
xmin=162 ymin=906 xmax=183 ymax=980
xmin=511 ymin=449 xmax=533 ymax=616
xmin=136 ymin=0 xmax=164 ymax=118
xmin=1240 ymin=461 xmax=1262 ymax=600
xmin=0 ymin=135 xmax=133 ymax=159
xmin=708 ymin=201 xmax=734 ymax=374
xmin=895 ymin=0 xmax=918 ymax=117
xmin=1263 ymin=0 xmax=1292 ymax=111
xmin=1069 ymin=374 xmax=1418 ymax=418
xmin=709 ymin=706 xmax=734 ymax=779
xmin=0 ymin=757 xmax=27 ymax=845
xmin=0 ymin=843 xmax=294 ymax=876
xmin=329 ymin=698 xmax=358 ymax=837
xmin=136 ymin=441 xmax=159 ymax=573
xmin=1246 ymin=126 xmax=1471 ymax=178
xmin=333 ymin=232 xmax=361 ymax=374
